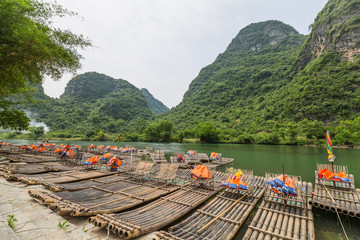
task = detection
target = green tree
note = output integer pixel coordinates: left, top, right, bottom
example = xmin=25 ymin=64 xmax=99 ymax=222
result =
xmin=143 ymin=120 xmax=173 ymax=142
xmin=95 ymin=130 xmax=105 ymax=141
xmin=195 ymin=121 xmax=219 ymax=143
xmin=28 ymin=126 xmax=44 ymax=139
xmin=0 ymin=0 xmax=91 ymax=131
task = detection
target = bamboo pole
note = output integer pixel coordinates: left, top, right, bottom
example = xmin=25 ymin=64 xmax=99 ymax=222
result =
xmin=86 ymin=182 xmax=172 ymax=210
xmin=196 ymin=189 xmax=253 ymax=234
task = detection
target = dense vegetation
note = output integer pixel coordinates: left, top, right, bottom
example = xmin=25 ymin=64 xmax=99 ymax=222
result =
xmin=163 ymin=21 xmax=307 ymax=130
xmin=0 ymin=0 xmax=91 ymax=131
xmin=3 ymin=0 xmax=360 ymax=146
xmin=141 ymin=88 xmax=169 ymax=115
xmin=30 ymin=72 xmax=154 ymax=139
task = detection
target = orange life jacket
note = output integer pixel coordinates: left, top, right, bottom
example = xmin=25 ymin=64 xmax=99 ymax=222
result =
xmin=318 ymin=168 xmax=349 ymax=182
xmin=191 ymin=165 xmax=212 ymax=180
xmin=102 ymin=153 xmax=111 ymax=159
xmin=107 ymin=156 xmax=122 ymax=168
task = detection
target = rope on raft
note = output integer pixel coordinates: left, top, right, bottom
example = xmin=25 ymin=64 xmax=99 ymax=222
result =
xmin=319 ymin=178 xmax=349 ymax=240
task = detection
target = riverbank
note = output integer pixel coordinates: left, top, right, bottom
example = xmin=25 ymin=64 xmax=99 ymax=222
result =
xmin=0 ymin=177 xmax=157 ymax=240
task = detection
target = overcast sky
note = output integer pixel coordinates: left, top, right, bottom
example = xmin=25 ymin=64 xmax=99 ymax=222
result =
xmin=43 ymin=0 xmax=328 ymax=108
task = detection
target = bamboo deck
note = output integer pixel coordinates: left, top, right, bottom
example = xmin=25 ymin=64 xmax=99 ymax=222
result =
xmin=150 ymin=150 xmax=168 ymax=163
xmin=170 ymin=152 xmax=234 ymax=169
xmin=90 ymin=184 xmax=220 ymax=239
xmin=155 ymin=174 xmax=265 ymax=240
xmin=9 ymin=169 xmax=116 ymax=185
xmin=243 ymin=173 xmax=314 ymax=240
xmin=175 ymin=168 xmax=232 ymax=185
xmin=29 ymin=177 xmax=180 ymax=216
xmin=309 ymin=163 xmax=360 ymax=218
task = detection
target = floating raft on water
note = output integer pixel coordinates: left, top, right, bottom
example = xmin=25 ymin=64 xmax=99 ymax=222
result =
xmin=90 ymin=184 xmax=220 ymax=239
xmin=170 ymin=152 xmax=234 ymax=169
xmin=150 ymin=150 xmax=168 ymax=163
xmin=29 ymin=177 xmax=180 ymax=216
xmin=8 ymin=169 xmax=116 ymax=185
xmin=309 ymin=163 xmax=360 ymax=218
xmin=243 ymin=173 xmax=314 ymax=240
xmin=155 ymin=172 xmax=265 ymax=240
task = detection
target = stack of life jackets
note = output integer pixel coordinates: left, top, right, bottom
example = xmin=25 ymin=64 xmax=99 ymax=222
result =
xmin=318 ymin=168 xmax=349 ymax=182
xmin=209 ymin=152 xmax=219 ymax=161
xmin=107 ymin=156 xmax=122 ymax=171
xmin=111 ymin=146 xmax=118 ymax=151
xmin=89 ymin=144 xmax=95 ymax=149
xmin=121 ymin=146 xmax=135 ymax=153
xmin=187 ymin=150 xmax=196 ymax=156
xmin=97 ymin=145 xmax=105 ymax=149
xmin=101 ymin=153 xmax=111 ymax=161
xmin=83 ymin=156 xmax=100 ymax=165
xmin=221 ymin=169 xmax=248 ymax=190
xmin=177 ymin=154 xmax=184 ymax=162
xmin=190 ymin=165 xmax=212 ymax=180
xmin=37 ymin=147 xmax=46 ymax=153
xmin=267 ymin=175 xmax=297 ymax=197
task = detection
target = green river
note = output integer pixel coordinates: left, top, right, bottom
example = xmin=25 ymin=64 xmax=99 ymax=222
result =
xmin=2 ymin=140 xmax=360 ymax=239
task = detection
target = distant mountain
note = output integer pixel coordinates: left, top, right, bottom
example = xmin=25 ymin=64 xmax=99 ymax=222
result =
xmin=281 ymin=0 xmax=360 ymax=122
xmin=164 ymin=20 xmax=306 ymax=129
xmin=141 ymin=88 xmax=169 ymax=115
xmin=165 ymin=0 xmax=360 ymax=132
xmin=34 ymin=72 xmax=153 ymax=134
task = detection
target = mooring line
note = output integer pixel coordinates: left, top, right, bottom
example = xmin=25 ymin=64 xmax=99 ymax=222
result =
xmin=319 ymin=178 xmax=349 ymax=240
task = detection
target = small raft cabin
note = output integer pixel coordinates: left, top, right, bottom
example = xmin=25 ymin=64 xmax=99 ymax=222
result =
xmin=149 ymin=150 xmax=168 ymax=163
xmin=310 ymin=163 xmax=360 ymax=218
xmin=170 ymin=151 xmax=234 ymax=169
xmin=243 ymin=172 xmax=315 ymax=240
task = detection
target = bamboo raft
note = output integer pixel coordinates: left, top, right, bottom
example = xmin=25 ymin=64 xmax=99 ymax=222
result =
xmin=309 ymin=163 xmax=360 ymax=218
xmin=176 ymin=168 xmax=232 ymax=185
xmin=243 ymin=173 xmax=314 ymax=240
xmin=7 ymin=153 xmax=58 ymax=163
xmin=90 ymin=184 xmax=220 ymax=239
xmin=155 ymin=172 xmax=266 ymax=240
xmin=29 ymin=177 xmax=180 ymax=216
xmin=150 ymin=150 xmax=168 ymax=163
xmin=9 ymin=169 xmax=116 ymax=185
xmin=170 ymin=152 xmax=234 ymax=169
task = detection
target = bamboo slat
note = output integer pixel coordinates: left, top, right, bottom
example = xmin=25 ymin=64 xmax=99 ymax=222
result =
xmin=29 ymin=178 xmax=180 ymax=216
xmin=310 ymin=165 xmax=360 ymax=218
xmin=91 ymin=185 xmax=219 ymax=239
xmin=154 ymin=174 xmax=265 ymax=240
xmin=242 ymin=174 xmax=314 ymax=240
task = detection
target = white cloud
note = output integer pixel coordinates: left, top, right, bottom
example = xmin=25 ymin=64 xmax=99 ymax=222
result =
xmin=43 ymin=0 xmax=328 ymax=107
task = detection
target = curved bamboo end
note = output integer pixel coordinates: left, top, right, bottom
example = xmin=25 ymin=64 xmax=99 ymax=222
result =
xmin=49 ymin=204 xmax=57 ymax=210
xmin=88 ymin=216 xmax=97 ymax=223
xmin=55 ymin=207 xmax=72 ymax=215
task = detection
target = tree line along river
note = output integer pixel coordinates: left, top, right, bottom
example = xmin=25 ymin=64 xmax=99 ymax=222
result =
xmin=1 ymin=139 xmax=360 ymax=239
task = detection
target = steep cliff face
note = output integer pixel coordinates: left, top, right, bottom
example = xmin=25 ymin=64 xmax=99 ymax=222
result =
xmin=165 ymin=20 xmax=306 ymax=129
xmin=226 ymin=20 xmax=300 ymax=52
xmin=296 ymin=0 xmax=360 ymax=69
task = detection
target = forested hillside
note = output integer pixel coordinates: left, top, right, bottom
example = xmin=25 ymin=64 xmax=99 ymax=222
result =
xmin=32 ymin=72 xmax=154 ymax=138
xmin=141 ymin=88 xmax=169 ymax=115
xmin=163 ymin=0 xmax=360 ymax=145
xmin=12 ymin=0 xmax=360 ymax=145
xmin=164 ymin=20 xmax=306 ymax=130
